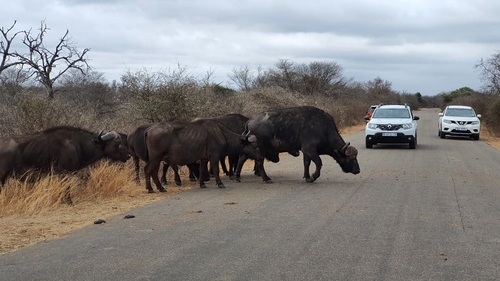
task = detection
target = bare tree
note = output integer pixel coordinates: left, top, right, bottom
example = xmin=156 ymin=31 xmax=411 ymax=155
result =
xmin=0 ymin=21 xmax=23 ymax=76
xmin=365 ymin=77 xmax=399 ymax=104
xmin=228 ymin=65 xmax=254 ymax=91
xmin=476 ymin=50 xmax=500 ymax=95
xmin=202 ymin=67 xmax=216 ymax=87
xmin=272 ymin=59 xmax=298 ymax=92
xmin=296 ymin=61 xmax=345 ymax=95
xmin=13 ymin=20 xmax=90 ymax=99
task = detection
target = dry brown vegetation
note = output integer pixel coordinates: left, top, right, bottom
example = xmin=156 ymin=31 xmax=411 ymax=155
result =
xmin=0 ymin=160 xmax=199 ymax=255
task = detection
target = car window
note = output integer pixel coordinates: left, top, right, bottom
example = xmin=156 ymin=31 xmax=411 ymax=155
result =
xmin=372 ymin=108 xmax=411 ymax=118
xmin=445 ymin=108 xmax=476 ymax=117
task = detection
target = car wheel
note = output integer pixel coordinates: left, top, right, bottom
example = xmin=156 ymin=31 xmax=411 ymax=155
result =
xmin=440 ymin=131 xmax=446 ymax=139
xmin=365 ymin=140 xmax=373 ymax=148
xmin=409 ymin=139 xmax=416 ymax=149
xmin=438 ymin=130 xmax=441 ymax=137
xmin=473 ymin=134 xmax=480 ymax=140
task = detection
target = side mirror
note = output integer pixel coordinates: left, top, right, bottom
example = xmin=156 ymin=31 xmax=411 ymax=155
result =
xmin=477 ymin=114 xmax=482 ymax=118
xmin=364 ymin=115 xmax=371 ymax=120
xmin=438 ymin=113 xmax=443 ymax=116
xmin=413 ymin=116 xmax=420 ymax=120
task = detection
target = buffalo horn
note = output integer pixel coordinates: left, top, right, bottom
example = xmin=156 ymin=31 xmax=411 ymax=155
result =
xmin=340 ymin=142 xmax=350 ymax=154
xmin=97 ymin=129 xmax=105 ymax=140
xmin=247 ymin=135 xmax=257 ymax=143
xmin=100 ymin=131 xmax=118 ymax=141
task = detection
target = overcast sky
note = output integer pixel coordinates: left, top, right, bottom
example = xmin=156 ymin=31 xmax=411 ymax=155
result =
xmin=3 ymin=0 xmax=499 ymax=95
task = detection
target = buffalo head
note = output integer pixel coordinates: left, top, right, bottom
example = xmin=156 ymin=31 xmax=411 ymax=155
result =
xmin=239 ymin=131 xmax=264 ymax=162
xmin=97 ymin=130 xmax=131 ymax=162
xmin=336 ymin=142 xmax=360 ymax=174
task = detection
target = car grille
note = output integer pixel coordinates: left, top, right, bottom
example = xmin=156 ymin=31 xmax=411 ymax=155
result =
xmin=378 ymin=124 xmax=402 ymax=131
xmin=451 ymin=120 xmax=473 ymax=125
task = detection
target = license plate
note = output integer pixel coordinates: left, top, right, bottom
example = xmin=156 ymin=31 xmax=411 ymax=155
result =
xmin=382 ymin=132 xmax=397 ymax=137
xmin=456 ymin=127 xmax=467 ymax=131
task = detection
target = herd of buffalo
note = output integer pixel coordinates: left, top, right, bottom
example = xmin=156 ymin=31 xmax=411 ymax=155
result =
xmin=0 ymin=106 xmax=361 ymax=196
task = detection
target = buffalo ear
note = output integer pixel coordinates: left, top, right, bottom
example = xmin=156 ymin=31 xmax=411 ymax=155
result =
xmin=345 ymin=146 xmax=358 ymax=156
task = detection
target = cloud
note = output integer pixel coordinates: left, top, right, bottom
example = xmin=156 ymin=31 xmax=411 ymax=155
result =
xmin=2 ymin=0 xmax=500 ymax=94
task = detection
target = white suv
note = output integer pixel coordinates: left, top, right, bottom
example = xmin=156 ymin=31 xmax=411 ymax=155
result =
xmin=365 ymin=104 xmax=419 ymax=149
xmin=438 ymin=105 xmax=481 ymax=140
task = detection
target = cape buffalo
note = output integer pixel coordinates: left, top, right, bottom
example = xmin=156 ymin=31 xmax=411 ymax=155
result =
xmin=235 ymin=106 xmax=360 ymax=183
xmin=126 ymin=124 xmax=200 ymax=186
xmin=0 ymin=126 xmax=131 ymax=192
xmin=193 ymin=113 xmax=250 ymax=177
xmin=143 ymin=119 xmax=262 ymax=192
xmin=198 ymin=113 xmax=298 ymax=178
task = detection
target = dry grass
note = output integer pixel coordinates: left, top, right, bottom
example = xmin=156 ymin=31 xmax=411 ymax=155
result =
xmin=0 ymin=161 xmax=198 ymax=255
xmin=481 ymin=129 xmax=500 ymax=150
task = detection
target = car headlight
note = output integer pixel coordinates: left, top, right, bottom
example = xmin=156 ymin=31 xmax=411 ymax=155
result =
xmin=471 ymin=121 xmax=480 ymax=125
xmin=443 ymin=119 xmax=452 ymax=124
xmin=367 ymin=123 xmax=378 ymax=129
xmin=402 ymin=123 xmax=413 ymax=129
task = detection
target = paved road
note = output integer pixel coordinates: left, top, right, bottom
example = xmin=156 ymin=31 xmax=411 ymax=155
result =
xmin=1 ymin=108 xmax=500 ymax=280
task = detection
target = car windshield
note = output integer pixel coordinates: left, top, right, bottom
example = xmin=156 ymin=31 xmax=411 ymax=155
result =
xmin=372 ymin=108 xmax=411 ymax=118
xmin=445 ymin=108 xmax=476 ymax=117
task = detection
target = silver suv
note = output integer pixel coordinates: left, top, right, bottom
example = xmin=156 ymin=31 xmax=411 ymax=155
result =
xmin=365 ymin=104 xmax=420 ymax=149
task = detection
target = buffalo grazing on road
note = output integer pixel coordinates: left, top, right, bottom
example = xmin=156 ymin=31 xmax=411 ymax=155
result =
xmin=234 ymin=106 xmax=360 ymax=183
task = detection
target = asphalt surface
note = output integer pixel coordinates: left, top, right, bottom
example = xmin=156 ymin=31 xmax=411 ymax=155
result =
xmin=1 ymin=108 xmax=500 ymax=280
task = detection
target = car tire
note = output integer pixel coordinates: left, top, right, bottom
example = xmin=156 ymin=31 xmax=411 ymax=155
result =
xmin=365 ymin=140 xmax=373 ymax=148
xmin=409 ymin=139 xmax=416 ymax=149
xmin=473 ymin=134 xmax=480 ymax=140
xmin=438 ymin=130 xmax=441 ymax=137
xmin=440 ymin=131 xmax=446 ymax=139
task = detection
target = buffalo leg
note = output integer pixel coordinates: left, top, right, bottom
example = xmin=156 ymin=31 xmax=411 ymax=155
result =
xmin=171 ymin=164 xmax=182 ymax=186
xmin=233 ymin=154 xmax=248 ymax=182
xmin=227 ymin=154 xmax=239 ymax=177
xmin=144 ymin=159 xmax=166 ymax=193
xmin=302 ymin=149 xmax=322 ymax=183
xmin=160 ymin=163 xmax=169 ymax=185
xmin=187 ymin=163 xmax=199 ymax=181
xmin=253 ymin=161 xmax=261 ymax=176
xmin=189 ymin=168 xmax=197 ymax=181
xmin=160 ymin=163 xmax=182 ymax=186
xmin=220 ymin=156 xmax=230 ymax=176
xmin=133 ymin=156 xmax=141 ymax=183
xmin=211 ymin=156 xmax=225 ymax=188
xmin=302 ymin=154 xmax=312 ymax=180
xmin=255 ymin=159 xmax=273 ymax=183
xmin=198 ymin=160 xmax=208 ymax=188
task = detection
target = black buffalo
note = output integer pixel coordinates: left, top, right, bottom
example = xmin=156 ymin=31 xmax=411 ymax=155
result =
xmin=235 ymin=106 xmax=360 ymax=183
xmin=126 ymin=124 xmax=200 ymax=187
xmin=143 ymin=119 xmax=262 ymax=192
xmin=193 ymin=113 xmax=250 ymax=177
xmin=0 ymin=126 xmax=131 ymax=192
xmin=198 ymin=113 xmax=298 ymax=178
